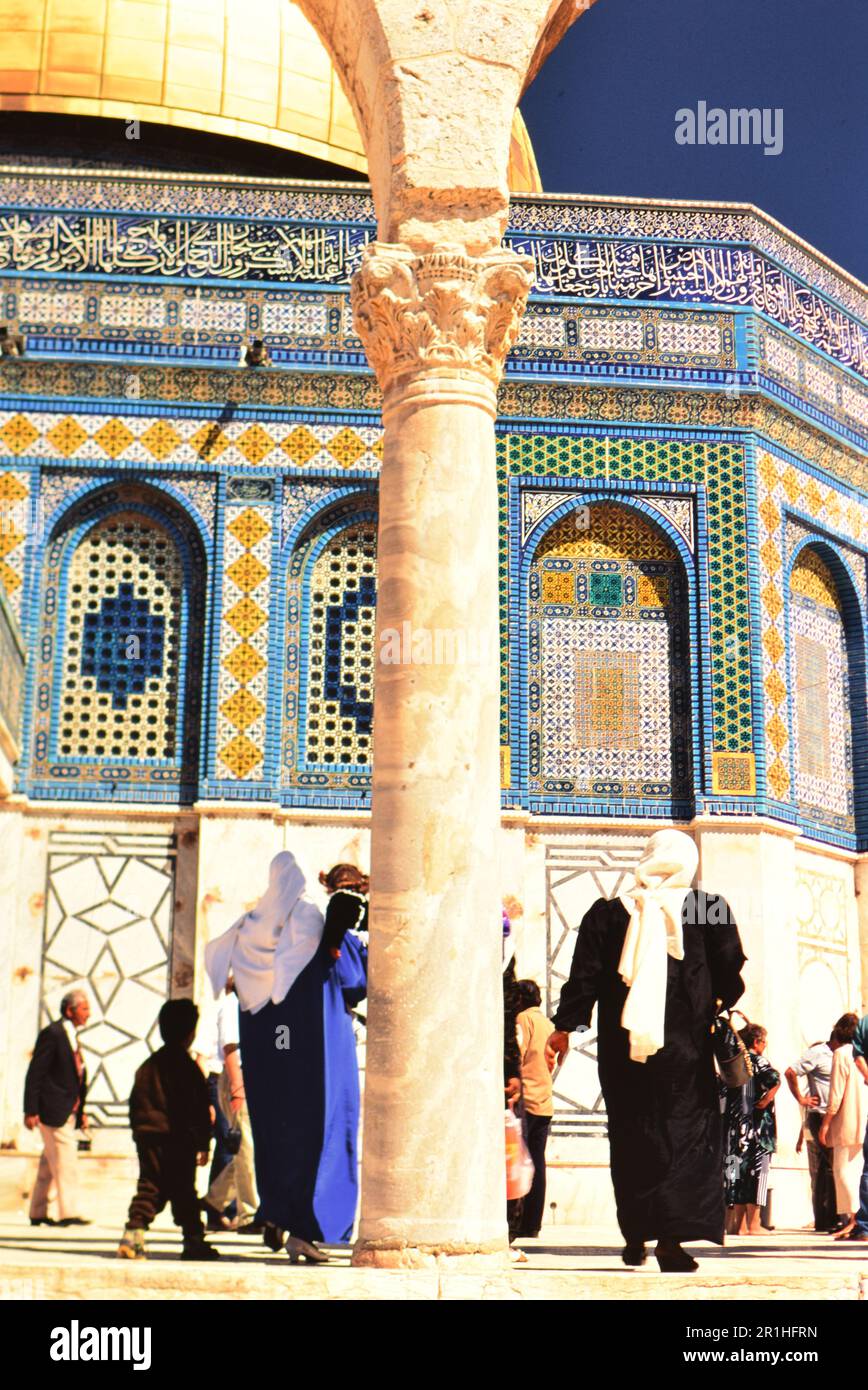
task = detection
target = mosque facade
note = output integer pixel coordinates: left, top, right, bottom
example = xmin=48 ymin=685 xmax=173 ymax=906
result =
xmin=0 ymin=0 xmax=866 ymax=1226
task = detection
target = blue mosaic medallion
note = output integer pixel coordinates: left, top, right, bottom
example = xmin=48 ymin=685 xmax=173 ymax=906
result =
xmin=81 ymin=584 xmax=165 ymax=710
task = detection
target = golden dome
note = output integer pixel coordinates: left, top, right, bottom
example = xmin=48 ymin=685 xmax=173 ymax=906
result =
xmin=0 ymin=0 xmax=542 ymax=192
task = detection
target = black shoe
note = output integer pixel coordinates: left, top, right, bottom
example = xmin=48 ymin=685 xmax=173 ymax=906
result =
xmin=655 ymin=1244 xmax=698 ymax=1272
xmin=622 ymin=1243 xmax=647 ymax=1266
xmin=828 ymin=1216 xmax=851 ymax=1234
xmin=181 ymin=1240 xmax=221 ymax=1261
xmin=262 ymin=1222 xmax=286 ymax=1252
xmin=30 ymin=1217 xmax=56 ymax=1227
xmin=55 ymin=1217 xmax=91 ymax=1227
xmin=846 ymin=1228 xmax=868 ymax=1242
xmin=201 ymin=1200 xmax=232 ymax=1232
xmin=235 ymin=1221 xmax=265 ymax=1235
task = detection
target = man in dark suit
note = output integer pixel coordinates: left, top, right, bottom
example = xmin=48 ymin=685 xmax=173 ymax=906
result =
xmin=24 ymin=989 xmax=91 ymax=1227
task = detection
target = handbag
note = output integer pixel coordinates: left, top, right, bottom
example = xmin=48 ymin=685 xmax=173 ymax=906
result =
xmin=505 ymin=1106 xmax=535 ymax=1200
xmin=712 ymin=1005 xmax=754 ymax=1088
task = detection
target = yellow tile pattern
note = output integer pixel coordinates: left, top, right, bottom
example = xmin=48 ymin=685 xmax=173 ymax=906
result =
xmin=541 ymin=571 xmax=574 ymax=604
xmin=0 ymin=469 xmax=29 ymax=612
xmin=0 ymin=414 xmax=38 ymax=454
xmin=536 ymin=504 xmax=677 ymax=562
xmin=790 ymin=549 xmax=842 ymax=612
xmin=711 ymin=751 xmax=756 ymax=796
xmin=2 ymin=410 xmax=385 ymax=472
xmin=217 ymin=503 xmax=272 ymax=780
xmin=638 ymin=574 xmax=670 ymax=608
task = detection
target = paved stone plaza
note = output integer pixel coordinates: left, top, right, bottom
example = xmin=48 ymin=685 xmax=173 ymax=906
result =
xmin=1 ymin=1216 xmax=865 ymax=1302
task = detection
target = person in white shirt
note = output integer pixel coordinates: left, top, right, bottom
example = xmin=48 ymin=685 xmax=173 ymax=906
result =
xmin=785 ymin=1023 xmax=847 ymax=1233
xmin=192 ymin=992 xmax=237 ymax=1225
xmin=204 ymin=976 xmax=260 ymax=1232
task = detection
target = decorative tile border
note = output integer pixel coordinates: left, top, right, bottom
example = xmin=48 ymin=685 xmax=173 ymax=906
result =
xmin=215 ymin=503 xmax=274 ymax=782
xmin=1 ymin=357 xmax=864 ymax=495
xmin=758 ymin=321 xmax=868 ymax=438
xmin=0 ymin=169 xmax=863 ymax=319
xmin=0 ymin=408 xmax=384 ymax=472
xmin=0 ymin=209 xmax=864 ymax=377
xmin=0 ymin=467 xmax=29 ymax=618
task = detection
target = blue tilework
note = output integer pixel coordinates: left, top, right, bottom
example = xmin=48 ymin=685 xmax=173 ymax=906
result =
xmin=81 ymin=584 xmax=165 ymax=709
xmin=1 ymin=177 xmax=865 ymax=843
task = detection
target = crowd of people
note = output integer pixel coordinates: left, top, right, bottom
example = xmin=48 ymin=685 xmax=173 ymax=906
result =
xmin=509 ymin=829 xmax=868 ymax=1269
xmin=21 ymin=830 xmax=868 ymax=1268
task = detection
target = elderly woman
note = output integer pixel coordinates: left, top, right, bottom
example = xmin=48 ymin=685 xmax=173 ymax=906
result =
xmin=205 ymin=852 xmax=366 ymax=1263
xmin=722 ymin=1023 xmax=780 ymax=1235
xmin=548 ymin=829 xmax=746 ymax=1273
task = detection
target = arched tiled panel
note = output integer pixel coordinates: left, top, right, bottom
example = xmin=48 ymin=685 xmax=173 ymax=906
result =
xmin=282 ymin=499 xmax=377 ymax=799
xmin=27 ymin=484 xmax=207 ymax=803
xmin=788 ymin=546 xmax=858 ymax=838
xmin=527 ymin=502 xmax=693 ymax=812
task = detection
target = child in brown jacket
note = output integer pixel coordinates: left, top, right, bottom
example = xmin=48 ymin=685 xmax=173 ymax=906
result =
xmin=117 ymin=998 xmax=218 ymax=1261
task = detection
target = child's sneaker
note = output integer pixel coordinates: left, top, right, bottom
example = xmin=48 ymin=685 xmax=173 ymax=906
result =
xmin=116 ymin=1228 xmax=146 ymax=1259
xmin=181 ymin=1238 xmax=221 ymax=1261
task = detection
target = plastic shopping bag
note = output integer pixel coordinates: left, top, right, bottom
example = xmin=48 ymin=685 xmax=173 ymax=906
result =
xmin=505 ymin=1107 xmax=535 ymax=1200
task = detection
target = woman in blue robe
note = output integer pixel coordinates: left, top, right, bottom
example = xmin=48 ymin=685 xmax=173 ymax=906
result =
xmin=205 ymin=852 xmax=367 ymax=1262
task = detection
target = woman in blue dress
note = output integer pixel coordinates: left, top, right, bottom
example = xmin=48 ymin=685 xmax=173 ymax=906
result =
xmin=205 ymin=852 xmax=367 ymax=1263
xmin=722 ymin=1021 xmax=780 ymax=1236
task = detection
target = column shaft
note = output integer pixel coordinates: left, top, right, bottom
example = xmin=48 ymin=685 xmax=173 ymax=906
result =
xmin=355 ymin=377 xmax=505 ymax=1263
xmin=349 ymin=242 xmax=533 ymax=1266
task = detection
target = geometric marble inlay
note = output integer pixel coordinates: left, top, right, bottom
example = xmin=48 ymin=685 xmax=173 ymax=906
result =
xmin=40 ymin=830 xmax=176 ymax=1128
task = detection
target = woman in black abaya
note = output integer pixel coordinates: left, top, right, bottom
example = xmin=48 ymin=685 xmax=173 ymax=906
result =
xmin=548 ymin=829 xmax=745 ymax=1273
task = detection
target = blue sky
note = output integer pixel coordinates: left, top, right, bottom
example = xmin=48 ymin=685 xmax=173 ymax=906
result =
xmin=523 ymin=0 xmax=868 ymax=283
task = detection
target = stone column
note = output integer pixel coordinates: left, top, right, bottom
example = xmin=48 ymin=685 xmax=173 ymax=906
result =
xmin=350 ymin=242 xmax=532 ymax=1266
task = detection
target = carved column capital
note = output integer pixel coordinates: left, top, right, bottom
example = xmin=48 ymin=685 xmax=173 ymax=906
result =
xmin=350 ymin=242 xmax=535 ymax=397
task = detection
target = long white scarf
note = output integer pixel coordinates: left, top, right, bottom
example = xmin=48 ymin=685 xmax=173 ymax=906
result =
xmin=617 ymin=829 xmax=699 ymax=1063
xmin=204 ymin=851 xmax=324 ymax=1014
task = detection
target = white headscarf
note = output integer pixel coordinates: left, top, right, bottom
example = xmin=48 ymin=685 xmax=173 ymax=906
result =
xmin=204 ymin=851 xmax=324 ymax=1014
xmin=617 ymin=829 xmax=699 ymax=1064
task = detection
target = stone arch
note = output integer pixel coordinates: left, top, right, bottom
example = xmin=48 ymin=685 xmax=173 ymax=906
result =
xmin=280 ymin=482 xmax=378 ymax=563
xmin=521 ymin=495 xmax=697 ymax=816
xmin=38 ymin=472 xmax=214 ymax=560
xmin=785 ymin=536 xmax=868 ymax=844
xmin=282 ymin=493 xmax=378 ymax=802
xmin=294 ymin=0 xmax=594 ymax=249
xmin=25 ymin=482 xmax=208 ymax=803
